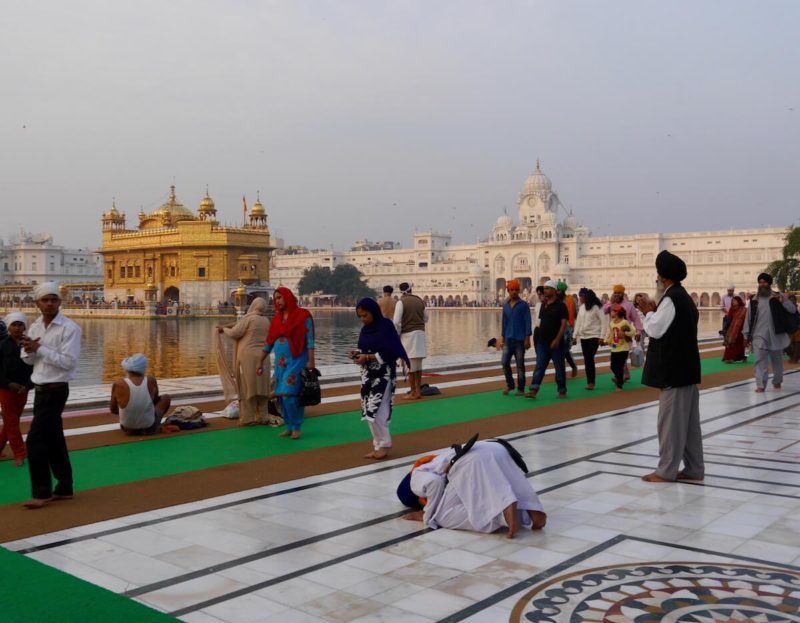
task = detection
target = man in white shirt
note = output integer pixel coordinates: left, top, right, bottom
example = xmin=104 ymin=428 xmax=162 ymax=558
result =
xmin=20 ymin=282 xmax=82 ymax=509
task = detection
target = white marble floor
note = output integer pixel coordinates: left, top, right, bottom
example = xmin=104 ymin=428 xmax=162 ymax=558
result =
xmin=6 ymin=367 xmax=799 ymax=622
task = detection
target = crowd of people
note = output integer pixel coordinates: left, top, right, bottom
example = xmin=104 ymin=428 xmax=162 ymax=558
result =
xmin=1 ymin=257 xmax=798 ymax=539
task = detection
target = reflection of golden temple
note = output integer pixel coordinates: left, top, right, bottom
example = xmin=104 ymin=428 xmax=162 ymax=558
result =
xmin=100 ymin=186 xmax=274 ymax=308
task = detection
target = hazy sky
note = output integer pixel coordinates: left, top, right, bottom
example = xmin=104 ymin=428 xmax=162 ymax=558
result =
xmin=1 ymin=0 xmax=798 ymax=251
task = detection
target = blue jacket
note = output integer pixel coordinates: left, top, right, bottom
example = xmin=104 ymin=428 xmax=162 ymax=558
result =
xmin=502 ymin=299 xmax=532 ymax=341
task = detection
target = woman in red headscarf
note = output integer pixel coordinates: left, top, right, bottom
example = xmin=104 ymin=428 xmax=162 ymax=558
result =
xmin=257 ymin=288 xmax=315 ymax=439
xmin=722 ymin=295 xmax=747 ymax=363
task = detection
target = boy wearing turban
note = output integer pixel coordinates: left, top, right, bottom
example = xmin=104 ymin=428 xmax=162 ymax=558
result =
xmin=498 ymin=280 xmax=532 ymax=395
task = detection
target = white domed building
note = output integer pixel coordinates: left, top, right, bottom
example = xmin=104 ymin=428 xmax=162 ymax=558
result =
xmin=271 ymin=162 xmax=788 ymax=307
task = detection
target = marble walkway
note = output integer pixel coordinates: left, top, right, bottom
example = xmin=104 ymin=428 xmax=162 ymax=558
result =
xmin=4 ymin=364 xmax=799 ymax=622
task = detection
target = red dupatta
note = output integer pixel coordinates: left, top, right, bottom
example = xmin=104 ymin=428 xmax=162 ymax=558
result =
xmin=725 ymin=296 xmax=746 ymax=341
xmin=265 ymin=287 xmax=312 ymax=358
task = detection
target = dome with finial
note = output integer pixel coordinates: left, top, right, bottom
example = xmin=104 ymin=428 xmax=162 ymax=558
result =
xmin=199 ymin=189 xmax=216 ymax=212
xmin=150 ymin=185 xmax=195 ymax=223
xmin=523 ymin=160 xmax=552 ymax=196
xmin=494 ymin=213 xmax=512 ymax=229
xmin=103 ymin=198 xmax=119 ymax=219
xmin=250 ymin=192 xmax=266 ymax=217
xmin=563 ymin=211 xmax=578 ymax=230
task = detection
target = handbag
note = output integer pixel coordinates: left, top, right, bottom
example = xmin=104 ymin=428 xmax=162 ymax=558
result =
xmin=629 ymin=343 xmax=644 ymax=368
xmin=298 ymin=367 xmax=322 ymax=406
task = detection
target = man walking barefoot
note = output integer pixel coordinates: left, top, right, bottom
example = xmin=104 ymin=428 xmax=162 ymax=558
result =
xmin=638 ymin=252 xmax=704 ymax=483
xmin=21 ymin=283 xmax=82 ymax=509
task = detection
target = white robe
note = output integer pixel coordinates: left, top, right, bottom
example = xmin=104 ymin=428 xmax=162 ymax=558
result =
xmin=410 ymin=441 xmax=545 ymax=532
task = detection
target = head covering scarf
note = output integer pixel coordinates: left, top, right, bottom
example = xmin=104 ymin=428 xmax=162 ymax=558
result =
xmin=506 ymin=279 xmax=521 ymax=290
xmin=655 ymin=250 xmax=687 ymax=282
xmin=543 ymin=279 xmax=557 ymax=289
xmin=578 ymin=287 xmax=588 ymax=297
xmin=725 ymin=295 xmax=747 ymax=340
xmin=34 ymin=282 xmax=60 ymax=300
xmin=612 ymin=284 xmax=625 ymax=294
xmin=122 ymin=353 xmax=148 ymax=374
xmin=356 ymin=298 xmax=409 ymax=366
xmin=556 ymin=281 xmax=568 ymax=292
xmin=266 ymin=287 xmax=312 ymax=358
xmin=757 ymin=272 xmax=773 ymax=285
xmin=246 ymin=297 xmax=268 ymax=316
xmin=3 ymin=311 xmax=27 ymax=328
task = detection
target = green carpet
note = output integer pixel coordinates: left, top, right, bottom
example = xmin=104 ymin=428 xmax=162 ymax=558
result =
xmin=0 ymin=546 xmax=175 ymax=622
xmin=0 ymin=357 xmax=748 ymax=505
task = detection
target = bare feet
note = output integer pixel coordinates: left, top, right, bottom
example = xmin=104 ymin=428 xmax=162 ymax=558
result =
xmin=556 ymin=393 xmax=567 ymax=399
xmin=290 ymin=431 xmax=301 ymax=440
xmin=585 ymin=384 xmax=595 ymax=390
xmin=14 ymin=457 xmax=25 ymax=467
xmin=363 ymin=451 xmax=375 ymax=459
xmin=372 ymin=448 xmax=388 ymax=460
xmin=773 ymin=383 xmax=782 ymax=390
xmin=525 ymin=390 xmax=537 ymax=399
xmin=503 ymin=502 xmax=519 ymax=539
xmin=23 ymin=497 xmax=54 ymax=509
xmin=641 ymin=473 xmax=673 ymax=483
xmin=401 ymin=393 xmax=420 ymax=401
xmin=502 ymin=388 xmax=511 ymax=395
xmin=571 ymin=368 xmax=578 ymax=378
xmin=515 ymin=390 xmax=525 ymax=396
xmin=402 ymin=511 xmax=424 ymax=522
xmin=279 ymin=430 xmax=292 ymax=437
xmin=755 ymin=388 xmax=765 ymax=393
xmin=528 ymin=510 xmax=547 ymax=530
xmin=676 ymin=471 xmax=704 ymax=481
xmin=615 ymin=387 xmax=623 ymax=392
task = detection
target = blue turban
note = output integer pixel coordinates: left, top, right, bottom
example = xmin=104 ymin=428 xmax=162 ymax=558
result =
xmin=122 ymin=353 xmax=148 ymax=374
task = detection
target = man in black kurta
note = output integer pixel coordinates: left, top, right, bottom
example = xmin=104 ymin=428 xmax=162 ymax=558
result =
xmin=638 ymin=251 xmax=704 ymax=482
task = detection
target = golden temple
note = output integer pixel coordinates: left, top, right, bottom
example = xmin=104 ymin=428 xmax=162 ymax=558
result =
xmin=100 ymin=186 xmax=273 ymax=308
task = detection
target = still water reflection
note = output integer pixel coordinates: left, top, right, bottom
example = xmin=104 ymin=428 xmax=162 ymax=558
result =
xmin=53 ymin=309 xmax=722 ymax=386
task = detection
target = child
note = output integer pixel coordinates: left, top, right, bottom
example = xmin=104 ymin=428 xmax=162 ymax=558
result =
xmin=608 ymin=304 xmax=636 ymax=390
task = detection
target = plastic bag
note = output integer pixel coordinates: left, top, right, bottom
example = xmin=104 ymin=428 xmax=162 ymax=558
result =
xmin=222 ymin=400 xmax=240 ymax=419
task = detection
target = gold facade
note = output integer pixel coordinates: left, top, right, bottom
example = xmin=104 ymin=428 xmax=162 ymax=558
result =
xmin=100 ymin=187 xmax=273 ymax=307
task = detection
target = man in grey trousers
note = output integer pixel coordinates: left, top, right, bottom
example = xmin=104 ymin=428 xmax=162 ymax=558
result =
xmin=637 ymin=251 xmax=704 ymax=483
xmin=743 ymin=272 xmax=796 ymax=393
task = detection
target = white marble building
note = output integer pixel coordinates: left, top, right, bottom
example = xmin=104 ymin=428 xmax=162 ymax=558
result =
xmin=0 ymin=228 xmax=103 ymax=286
xmin=271 ymin=163 xmax=789 ymax=306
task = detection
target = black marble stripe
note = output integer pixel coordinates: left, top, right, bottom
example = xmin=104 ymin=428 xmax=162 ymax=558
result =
xmin=619 ymin=449 xmax=800 ymax=467
xmin=612 ymin=451 xmax=800 ymax=474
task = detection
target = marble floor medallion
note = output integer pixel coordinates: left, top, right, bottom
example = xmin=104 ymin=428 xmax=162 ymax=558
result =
xmin=510 ymin=562 xmax=800 ymax=623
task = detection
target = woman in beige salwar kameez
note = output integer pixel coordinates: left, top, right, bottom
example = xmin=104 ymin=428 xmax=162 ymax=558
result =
xmin=217 ymin=298 xmax=277 ymax=425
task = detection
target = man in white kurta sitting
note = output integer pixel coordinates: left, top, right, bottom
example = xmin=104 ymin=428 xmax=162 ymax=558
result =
xmin=398 ymin=439 xmax=546 ymax=539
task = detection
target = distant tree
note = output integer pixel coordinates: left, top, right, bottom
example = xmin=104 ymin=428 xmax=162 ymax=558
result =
xmin=296 ymin=264 xmax=375 ymax=303
xmin=331 ymin=264 xmax=375 ymax=304
xmin=297 ymin=266 xmax=332 ymax=295
xmin=764 ymin=226 xmax=800 ymax=291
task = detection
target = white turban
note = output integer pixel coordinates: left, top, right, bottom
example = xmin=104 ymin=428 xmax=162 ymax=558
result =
xmin=121 ymin=353 xmax=148 ymax=374
xmin=34 ymin=282 xmax=61 ymax=300
xmin=543 ymin=280 xmax=558 ymax=289
xmin=3 ymin=311 xmax=27 ymax=327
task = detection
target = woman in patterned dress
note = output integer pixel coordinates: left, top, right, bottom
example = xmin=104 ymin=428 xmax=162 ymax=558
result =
xmin=352 ymin=298 xmax=409 ymax=460
xmin=257 ymin=288 xmax=315 ymax=439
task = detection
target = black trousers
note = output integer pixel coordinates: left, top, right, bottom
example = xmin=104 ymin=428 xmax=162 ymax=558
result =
xmin=610 ymin=351 xmax=629 ymax=389
xmin=26 ymin=385 xmax=73 ymax=500
xmin=580 ymin=338 xmax=600 ymax=384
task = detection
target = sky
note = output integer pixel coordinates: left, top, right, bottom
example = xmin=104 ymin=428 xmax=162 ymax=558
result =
xmin=1 ymin=0 xmax=798 ymax=251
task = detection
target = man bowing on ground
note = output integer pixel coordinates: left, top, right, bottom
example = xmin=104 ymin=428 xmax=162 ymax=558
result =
xmin=21 ymin=282 xmax=82 ymax=508
xmin=638 ymin=251 xmax=704 ymax=483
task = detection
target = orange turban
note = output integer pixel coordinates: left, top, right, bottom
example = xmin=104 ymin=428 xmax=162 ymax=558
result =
xmin=612 ymin=284 xmax=625 ymax=294
xmin=506 ymin=279 xmax=521 ymax=290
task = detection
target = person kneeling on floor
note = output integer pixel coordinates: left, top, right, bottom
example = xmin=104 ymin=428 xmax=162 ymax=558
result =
xmin=110 ymin=354 xmax=171 ymax=436
xmin=397 ymin=436 xmax=546 ymax=539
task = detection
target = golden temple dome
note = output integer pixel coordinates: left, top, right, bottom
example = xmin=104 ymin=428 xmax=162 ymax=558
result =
xmin=199 ymin=189 xmax=216 ymax=212
xmin=250 ymin=192 xmax=266 ymax=216
xmin=150 ymin=185 xmax=195 ymax=222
